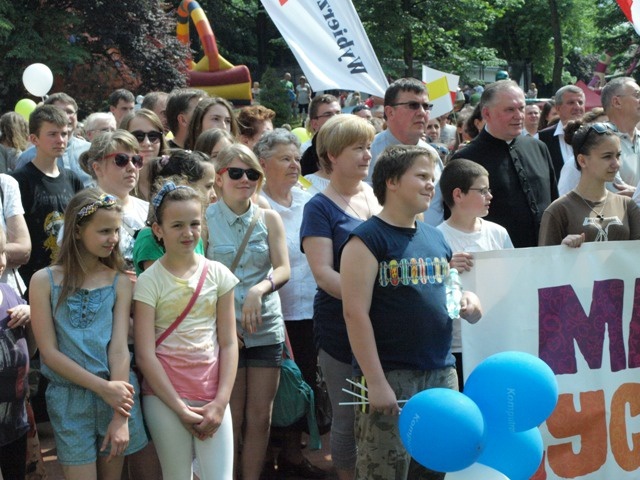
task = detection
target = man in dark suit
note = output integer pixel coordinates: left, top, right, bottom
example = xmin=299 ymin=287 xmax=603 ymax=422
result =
xmin=449 ymin=80 xmax=558 ymax=247
xmin=538 ymin=85 xmax=585 ymax=182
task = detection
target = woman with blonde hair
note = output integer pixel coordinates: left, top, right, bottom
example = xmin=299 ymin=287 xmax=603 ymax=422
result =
xmin=300 ymin=115 xmax=379 ymax=480
xmin=206 ymin=143 xmax=290 ymax=480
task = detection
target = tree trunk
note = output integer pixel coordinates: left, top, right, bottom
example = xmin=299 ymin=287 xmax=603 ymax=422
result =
xmin=548 ymin=0 xmax=563 ymax=91
xmin=403 ymin=0 xmax=413 ymax=77
xmin=256 ymin=9 xmax=267 ymax=80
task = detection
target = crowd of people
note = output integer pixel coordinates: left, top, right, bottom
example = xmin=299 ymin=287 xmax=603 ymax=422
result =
xmin=1 ymin=70 xmax=640 ymax=480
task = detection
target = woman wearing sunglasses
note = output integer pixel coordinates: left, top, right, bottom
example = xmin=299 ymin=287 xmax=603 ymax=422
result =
xmin=539 ymin=120 xmax=640 ymax=247
xmin=120 ymin=109 xmax=169 ymax=201
xmin=205 ymin=143 xmax=290 ymax=480
xmin=80 ymin=130 xmax=149 ymax=273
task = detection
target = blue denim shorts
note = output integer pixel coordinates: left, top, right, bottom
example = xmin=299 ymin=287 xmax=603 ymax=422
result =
xmin=45 ymin=371 xmax=148 ymax=465
xmin=238 ymin=342 xmax=284 ymax=368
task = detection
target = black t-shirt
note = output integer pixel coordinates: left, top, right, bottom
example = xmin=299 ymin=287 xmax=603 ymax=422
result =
xmin=10 ymin=162 xmax=84 ymax=287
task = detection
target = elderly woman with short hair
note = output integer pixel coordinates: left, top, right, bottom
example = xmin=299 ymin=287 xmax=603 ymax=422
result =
xmin=255 ymin=129 xmax=326 ymax=478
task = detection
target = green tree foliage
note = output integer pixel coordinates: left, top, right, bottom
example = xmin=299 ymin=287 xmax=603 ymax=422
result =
xmin=258 ymin=67 xmax=291 ymax=125
xmin=357 ymin=0 xmax=516 ymax=79
xmin=593 ymin=0 xmax=640 ymax=82
xmin=0 ymin=0 xmax=88 ymax=113
xmin=0 ymin=0 xmax=188 ymax=115
xmin=484 ymin=0 xmax=601 ymax=92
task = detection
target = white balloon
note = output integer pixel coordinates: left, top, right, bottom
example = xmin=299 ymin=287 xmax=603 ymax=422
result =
xmin=22 ymin=63 xmax=54 ymax=97
xmin=446 ymin=463 xmax=510 ymax=480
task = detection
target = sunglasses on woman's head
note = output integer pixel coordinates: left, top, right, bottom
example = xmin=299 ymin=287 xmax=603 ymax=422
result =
xmin=575 ymin=122 xmax=614 ymax=155
xmin=218 ymin=167 xmax=261 ymax=181
xmin=130 ymin=130 xmax=163 ymax=144
xmin=104 ymin=152 xmax=144 ymax=169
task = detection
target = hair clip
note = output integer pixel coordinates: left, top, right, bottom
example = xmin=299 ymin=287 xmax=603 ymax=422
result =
xmin=78 ymin=193 xmax=118 ymax=220
xmin=159 ymin=155 xmax=170 ymax=167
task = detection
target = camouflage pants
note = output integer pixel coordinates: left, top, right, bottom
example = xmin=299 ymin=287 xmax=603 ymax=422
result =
xmin=353 ymin=367 xmax=458 ymax=480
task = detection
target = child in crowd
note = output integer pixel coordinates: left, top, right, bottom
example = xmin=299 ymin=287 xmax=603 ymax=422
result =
xmin=437 ymin=158 xmax=513 ymax=387
xmin=134 ymin=182 xmax=238 ymax=479
xmin=29 ymin=188 xmax=147 ymax=480
xmin=341 ymin=145 xmax=482 ymax=480
xmin=193 ymin=128 xmax=235 ymax=162
xmin=0 ymin=225 xmax=32 ymax=480
xmin=132 ymin=150 xmax=217 ymax=275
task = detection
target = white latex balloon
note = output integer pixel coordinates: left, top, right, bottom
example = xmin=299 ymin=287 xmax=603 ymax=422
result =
xmin=446 ymin=463 xmax=510 ymax=480
xmin=22 ymin=63 xmax=54 ymax=97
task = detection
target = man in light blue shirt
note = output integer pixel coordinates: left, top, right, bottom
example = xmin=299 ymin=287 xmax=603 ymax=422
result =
xmin=368 ymin=78 xmax=443 ymax=223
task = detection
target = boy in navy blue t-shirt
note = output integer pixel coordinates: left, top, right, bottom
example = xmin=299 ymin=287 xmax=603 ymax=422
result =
xmin=340 ymin=145 xmax=482 ymax=480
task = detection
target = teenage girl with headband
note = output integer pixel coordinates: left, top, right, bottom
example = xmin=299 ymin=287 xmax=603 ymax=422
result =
xmin=30 ymin=188 xmax=147 ymax=479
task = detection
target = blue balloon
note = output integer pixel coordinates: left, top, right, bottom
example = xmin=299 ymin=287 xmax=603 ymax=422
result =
xmin=464 ymin=351 xmax=558 ymax=432
xmin=479 ymin=426 xmax=544 ymax=480
xmin=398 ymin=388 xmax=485 ymax=472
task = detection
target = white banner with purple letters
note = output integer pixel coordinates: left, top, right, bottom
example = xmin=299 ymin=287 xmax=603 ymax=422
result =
xmin=462 ymin=240 xmax=640 ymax=479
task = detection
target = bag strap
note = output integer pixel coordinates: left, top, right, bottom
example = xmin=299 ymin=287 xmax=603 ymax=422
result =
xmin=229 ymin=207 xmax=261 ymax=273
xmin=156 ymin=261 xmax=209 ymax=347
xmin=282 ymin=325 xmax=295 ymax=361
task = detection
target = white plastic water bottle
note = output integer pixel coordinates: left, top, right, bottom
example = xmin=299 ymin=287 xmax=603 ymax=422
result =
xmin=445 ymin=268 xmax=462 ymax=319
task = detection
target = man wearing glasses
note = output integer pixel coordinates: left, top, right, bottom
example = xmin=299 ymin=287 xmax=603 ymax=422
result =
xmin=601 ymin=77 xmax=640 ymax=190
xmin=449 ymin=80 xmax=558 ymax=248
xmin=556 ymin=78 xmax=639 ymax=196
xmin=539 ymin=85 xmax=585 ymax=181
xmin=367 ymin=78 xmax=440 ymax=185
xmin=16 ymin=92 xmax=93 ymax=187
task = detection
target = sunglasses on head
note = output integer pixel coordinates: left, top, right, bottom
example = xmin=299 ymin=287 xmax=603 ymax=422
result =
xmin=104 ymin=152 xmax=144 ymax=169
xmin=218 ymin=167 xmax=261 ymax=181
xmin=575 ymin=122 xmax=614 ymax=155
xmin=131 ymin=130 xmax=163 ymax=144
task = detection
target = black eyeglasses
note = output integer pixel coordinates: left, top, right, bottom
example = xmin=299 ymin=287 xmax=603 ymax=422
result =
xmin=131 ymin=130 xmax=163 ymax=144
xmin=218 ymin=167 xmax=261 ymax=181
xmin=468 ymin=187 xmax=492 ymax=196
xmin=314 ymin=111 xmax=340 ymax=120
xmin=105 ymin=153 xmax=144 ymax=169
xmin=390 ymin=101 xmax=434 ymax=111
xmin=575 ymin=122 xmax=614 ymax=155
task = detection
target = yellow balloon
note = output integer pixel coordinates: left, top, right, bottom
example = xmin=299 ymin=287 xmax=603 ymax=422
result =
xmin=15 ymin=98 xmax=37 ymax=121
xmin=291 ymin=127 xmax=311 ymax=144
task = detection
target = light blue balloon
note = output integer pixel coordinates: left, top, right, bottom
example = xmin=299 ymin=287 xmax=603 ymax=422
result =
xmin=398 ymin=388 xmax=485 ymax=473
xmin=479 ymin=426 xmax=544 ymax=480
xmin=464 ymin=351 xmax=558 ymax=432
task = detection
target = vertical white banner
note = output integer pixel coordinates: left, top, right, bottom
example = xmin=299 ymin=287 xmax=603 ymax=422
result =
xmin=260 ymin=0 xmax=389 ymax=97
